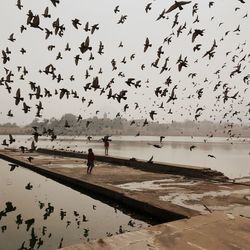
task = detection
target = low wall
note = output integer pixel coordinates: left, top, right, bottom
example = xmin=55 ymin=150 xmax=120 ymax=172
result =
xmin=0 ymin=151 xmax=188 ymax=222
xmin=37 ymin=148 xmax=228 ymax=181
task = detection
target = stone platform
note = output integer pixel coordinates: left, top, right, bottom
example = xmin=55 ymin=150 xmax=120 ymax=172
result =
xmin=0 ymin=148 xmax=250 ymax=249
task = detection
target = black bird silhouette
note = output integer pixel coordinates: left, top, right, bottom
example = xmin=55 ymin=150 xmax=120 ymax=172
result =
xmin=149 ymin=110 xmax=157 ymax=120
xmin=25 ymin=218 xmax=35 ymax=231
xmin=86 ymin=120 xmax=92 ymax=127
xmin=145 ymin=3 xmax=152 ymax=13
xmin=91 ymin=24 xmax=99 ymax=34
xmin=84 ymin=21 xmax=90 ymax=32
xmin=5 ymin=201 xmax=16 ymax=213
xmin=65 ymin=43 xmax=71 ymax=51
xmin=27 ymin=157 xmax=34 ymax=163
xmin=50 ymin=0 xmax=60 ymax=7
xmin=192 ymin=29 xmax=204 ymax=43
xmin=29 ymin=15 xmax=43 ymax=30
xmin=9 ymin=163 xmax=19 ymax=171
xmin=20 ymin=48 xmax=26 ymax=54
xmin=16 ymin=0 xmax=23 ymax=10
xmin=193 ymin=44 xmax=201 ymax=52
xmin=160 ymin=136 xmax=165 ymax=143
xmin=176 ymin=55 xmax=188 ymax=71
xmin=166 ymin=1 xmax=192 ymax=14
xmin=2 ymin=50 xmax=10 ymax=64
xmin=14 ymin=88 xmax=24 ymax=105
xmin=8 ymin=33 xmax=16 ymax=42
xmin=114 ymin=5 xmax=120 ymax=13
xmin=144 ymin=37 xmax=152 ymax=52
xmin=117 ymin=15 xmax=127 ymax=24
xmin=79 ymin=36 xmax=92 ymax=54
xmin=16 ymin=214 xmax=23 ymax=229
xmin=208 ymin=154 xmax=216 ymax=159
xmin=156 ymin=9 xmax=166 ymax=21
xmin=74 ymin=54 xmax=82 ymax=65
xmin=72 ymin=18 xmax=81 ymax=29
xmin=25 ymin=182 xmax=33 ymax=190
xmin=1 ymin=225 xmax=7 ymax=233
xmin=45 ymin=28 xmax=53 ymax=39
xmin=9 ymin=134 xmax=15 ymax=144
xmin=209 ymin=2 xmax=214 ymax=8
xmin=42 ymin=7 xmax=51 ymax=18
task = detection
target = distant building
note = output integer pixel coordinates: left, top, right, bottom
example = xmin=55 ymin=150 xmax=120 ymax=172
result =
xmin=103 ymin=113 xmax=108 ymax=119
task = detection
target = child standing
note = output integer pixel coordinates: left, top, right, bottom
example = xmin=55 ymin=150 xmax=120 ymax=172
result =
xmin=87 ymin=148 xmax=95 ymax=174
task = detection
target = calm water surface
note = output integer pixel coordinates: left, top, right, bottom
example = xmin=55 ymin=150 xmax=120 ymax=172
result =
xmin=0 ymin=135 xmax=250 ymax=178
xmin=0 ymin=159 xmax=150 ymax=250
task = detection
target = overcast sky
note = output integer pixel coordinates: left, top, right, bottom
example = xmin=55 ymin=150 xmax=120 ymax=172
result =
xmin=0 ymin=0 xmax=249 ymax=126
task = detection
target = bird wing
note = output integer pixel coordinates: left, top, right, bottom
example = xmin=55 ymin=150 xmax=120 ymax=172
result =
xmin=85 ymin=36 xmax=90 ymax=47
xmin=179 ymin=1 xmax=192 ymax=6
xmin=192 ymin=31 xmax=197 ymax=43
xmin=165 ymin=3 xmax=178 ymax=13
xmin=144 ymin=38 xmax=150 ymax=52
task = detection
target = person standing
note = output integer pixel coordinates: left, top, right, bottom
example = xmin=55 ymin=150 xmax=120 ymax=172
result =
xmin=87 ymin=148 xmax=95 ymax=174
xmin=104 ymin=139 xmax=109 ymax=155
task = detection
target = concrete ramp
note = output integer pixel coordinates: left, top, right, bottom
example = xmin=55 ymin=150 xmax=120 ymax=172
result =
xmin=60 ymin=212 xmax=250 ymax=250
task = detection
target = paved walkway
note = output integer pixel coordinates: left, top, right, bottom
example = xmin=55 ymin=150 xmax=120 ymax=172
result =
xmin=61 ymin=212 xmax=250 ymax=250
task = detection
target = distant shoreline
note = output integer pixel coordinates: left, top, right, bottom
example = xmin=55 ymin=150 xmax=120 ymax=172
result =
xmin=1 ymin=116 xmax=250 ymax=138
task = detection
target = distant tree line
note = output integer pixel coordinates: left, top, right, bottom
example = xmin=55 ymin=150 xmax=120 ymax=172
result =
xmin=0 ymin=113 xmax=250 ymax=138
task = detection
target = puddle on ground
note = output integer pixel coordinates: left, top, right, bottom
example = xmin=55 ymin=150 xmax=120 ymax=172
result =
xmin=226 ymin=205 xmax=250 ymax=218
xmin=45 ymin=161 xmax=103 ymax=169
xmin=159 ymin=189 xmax=250 ymax=216
xmin=234 ymin=176 xmax=250 ymax=183
xmin=46 ymin=163 xmax=86 ymax=169
xmin=116 ymin=179 xmax=200 ymax=191
xmin=27 ymin=155 xmax=62 ymax=160
xmin=0 ymin=160 xmax=151 ymax=250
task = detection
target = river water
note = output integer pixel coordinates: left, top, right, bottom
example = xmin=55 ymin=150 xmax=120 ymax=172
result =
xmin=0 ymin=159 xmax=150 ymax=250
xmin=1 ymin=135 xmax=249 ymax=179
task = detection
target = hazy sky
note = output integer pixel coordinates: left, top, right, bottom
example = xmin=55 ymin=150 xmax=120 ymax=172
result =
xmin=0 ymin=0 xmax=249 ymax=126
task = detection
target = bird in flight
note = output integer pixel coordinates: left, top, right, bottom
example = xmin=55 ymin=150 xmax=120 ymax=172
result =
xmin=144 ymin=37 xmax=152 ymax=52
xmin=16 ymin=0 xmax=23 ymax=10
xmin=79 ymin=36 xmax=92 ymax=54
xmin=208 ymin=154 xmax=216 ymax=159
xmin=166 ymin=1 xmax=192 ymax=14
xmin=9 ymin=163 xmax=19 ymax=171
xmin=50 ymin=0 xmax=60 ymax=7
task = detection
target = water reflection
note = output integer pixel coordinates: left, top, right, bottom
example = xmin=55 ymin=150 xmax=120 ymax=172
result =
xmin=0 ymin=160 xmax=150 ymax=250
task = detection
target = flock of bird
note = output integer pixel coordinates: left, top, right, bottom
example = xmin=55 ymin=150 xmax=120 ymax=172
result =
xmin=0 ymin=1 xmax=249 ymax=247
xmin=0 ymin=0 xmax=249 ymax=159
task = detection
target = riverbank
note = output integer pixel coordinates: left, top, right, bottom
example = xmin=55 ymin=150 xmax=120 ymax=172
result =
xmin=1 ymin=148 xmax=250 ymax=249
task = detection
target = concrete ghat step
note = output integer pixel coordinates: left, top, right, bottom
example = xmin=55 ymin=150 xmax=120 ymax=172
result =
xmin=60 ymin=212 xmax=250 ymax=250
xmin=37 ymin=148 xmax=229 ymax=181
